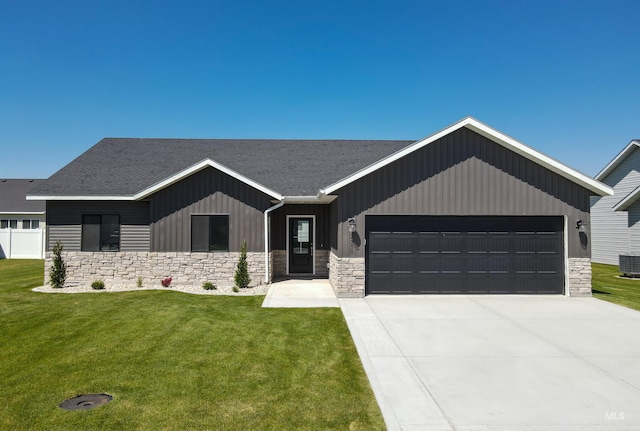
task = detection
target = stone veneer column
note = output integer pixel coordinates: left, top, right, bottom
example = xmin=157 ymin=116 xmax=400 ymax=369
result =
xmin=329 ymin=251 xmax=365 ymax=297
xmin=568 ymin=257 xmax=592 ymax=297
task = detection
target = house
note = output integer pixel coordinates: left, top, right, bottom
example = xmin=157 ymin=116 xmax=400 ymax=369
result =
xmin=0 ymin=179 xmax=46 ymax=259
xmin=28 ymin=117 xmax=612 ymax=296
xmin=591 ymin=140 xmax=640 ymax=265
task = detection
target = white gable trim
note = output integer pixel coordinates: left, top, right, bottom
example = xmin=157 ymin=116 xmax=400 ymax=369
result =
xmin=320 ymin=117 xmax=613 ymax=197
xmin=133 ymin=159 xmax=284 ymax=200
xmin=613 ymin=184 xmax=640 ymax=212
xmin=28 ymin=159 xmax=285 ymax=201
xmin=595 ymin=140 xmax=640 ymax=181
xmin=27 ymin=195 xmax=134 ymax=201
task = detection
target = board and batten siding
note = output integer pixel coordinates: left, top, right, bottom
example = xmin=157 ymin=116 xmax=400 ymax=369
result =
xmin=331 ymin=127 xmax=593 ymax=259
xmin=46 ymin=201 xmax=150 ymax=251
xmin=149 ymin=167 xmax=273 ymax=253
xmin=270 ymin=204 xmax=331 ymax=250
xmin=591 ymin=146 xmax=640 ymax=265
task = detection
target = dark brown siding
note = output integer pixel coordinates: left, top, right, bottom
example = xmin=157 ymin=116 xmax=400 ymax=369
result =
xmin=149 ymin=167 xmax=272 ymax=252
xmin=270 ymin=204 xmax=331 ymax=250
xmin=46 ymin=200 xmax=150 ymax=251
xmin=333 ymin=128 xmax=592 ymax=258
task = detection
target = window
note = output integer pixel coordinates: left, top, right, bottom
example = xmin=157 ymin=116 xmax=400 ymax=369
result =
xmin=82 ymin=215 xmax=120 ymax=251
xmin=191 ymin=215 xmax=229 ymax=252
xmin=22 ymin=220 xmax=40 ymax=229
xmin=1 ymin=219 xmax=17 ymax=229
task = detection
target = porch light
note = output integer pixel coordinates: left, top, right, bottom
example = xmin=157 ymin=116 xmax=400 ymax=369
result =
xmin=576 ymin=219 xmax=587 ymax=233
xmin=348 ymin=218 xmax=357 ymax=233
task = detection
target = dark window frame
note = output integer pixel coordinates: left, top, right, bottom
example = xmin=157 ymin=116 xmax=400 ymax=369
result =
xmin=22 ymin=219 xmax=40 ymax=229
xmin=1 ymin=219 xmax=18 ymax=229
xmin=191 ymin=214 xmax=230 ymax=252
xmin=82 ymin=214 xmax=121 ymax=252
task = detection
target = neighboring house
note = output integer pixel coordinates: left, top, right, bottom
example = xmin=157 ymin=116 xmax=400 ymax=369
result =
xmin=28 ymin=117 xmax=612 ymax=296
xmin=591 ymin=140 xmax=640 ymax=265
xmin=0 ymin=179 xmax=46 ymax=259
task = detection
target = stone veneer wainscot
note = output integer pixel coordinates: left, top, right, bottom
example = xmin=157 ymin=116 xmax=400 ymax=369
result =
xmin=329 ymin=251 xmax=364 ymax=297
xmin=45 ymin=251 xmax=266 ymax=288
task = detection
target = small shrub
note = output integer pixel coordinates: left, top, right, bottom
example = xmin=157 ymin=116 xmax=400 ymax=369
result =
xmin=161 ymin=276 xmax=172 ymax=287
xmin=202 ymin=281 xmax=216 ymax=290
xmin=233 ymin=285 xmax=239 ymax=293
xmin=136 ymin=277 xmax=143 ymax=287
xmin=91 ymin=279 xmax=105 ymax=290
xmin=49 ymin=239 xmax=67 ymax=289
xmin=234 ymin=239 xmax=251 ymax=289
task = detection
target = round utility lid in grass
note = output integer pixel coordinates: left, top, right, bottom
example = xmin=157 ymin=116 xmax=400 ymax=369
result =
xmin=59 ymin=394 xmax=113 ymax=410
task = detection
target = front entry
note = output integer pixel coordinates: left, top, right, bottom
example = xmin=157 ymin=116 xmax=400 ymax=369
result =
xmin=288 ymin=217 xmax=314 ymax=274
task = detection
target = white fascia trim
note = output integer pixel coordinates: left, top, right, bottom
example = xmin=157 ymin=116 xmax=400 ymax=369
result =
xmin=0 ymin=211 xmax=46 ymax=215
xmin=281 ymin=195 xmax=337 ymax=204
xmin=320 ymin=117 xmax=613 ymax=197
xmin=133 ymin=159 xmax=284 ymax=201
xmin=28 ymin=159 xmax=286 ymax=202
xmin=613 ymin=184 xmax=640 ymax=211
xmin=27 ymin=195 xmax=134 ymax=201
xmin=595 ymin=140 xmax=640 ymax=181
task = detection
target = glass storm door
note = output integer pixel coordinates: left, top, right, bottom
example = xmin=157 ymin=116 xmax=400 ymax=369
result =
xmin=289 ymin=217 xmax=313 ymax=274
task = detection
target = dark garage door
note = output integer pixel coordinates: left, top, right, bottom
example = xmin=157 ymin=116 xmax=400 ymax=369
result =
xmin=366 ymin=216 xmax=565 ymax=295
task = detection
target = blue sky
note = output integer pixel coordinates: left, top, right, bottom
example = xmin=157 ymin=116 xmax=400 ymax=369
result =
xmin=1 ymin=0 xmax=638 ymax=179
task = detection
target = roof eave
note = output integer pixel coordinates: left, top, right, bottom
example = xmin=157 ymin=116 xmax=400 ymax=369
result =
xmin=27 ymin=195 xmax=135 ymax=201
xmin=0 ymin=211 xmax=46 ymax=215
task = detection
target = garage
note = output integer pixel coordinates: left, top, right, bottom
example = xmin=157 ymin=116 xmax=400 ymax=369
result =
xmin=366 ymin=215 xmax=565 ymax=295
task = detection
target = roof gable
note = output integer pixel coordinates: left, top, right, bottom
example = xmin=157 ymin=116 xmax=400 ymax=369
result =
xmin=27 ymin=138 xmax=412 ymax=200
xmin=596 ymin=140 xmax=640 ymax=182
xmin=321 ymin=117 xmax=612 ymax=197
xmin=27 ymin=117 xmax=612 ymax=201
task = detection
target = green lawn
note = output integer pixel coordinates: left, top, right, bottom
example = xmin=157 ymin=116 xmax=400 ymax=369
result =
xmin=0 ymin=259 xmax=384 ymax=430
xmin=592 ymin=262 xmax=640 ymax=311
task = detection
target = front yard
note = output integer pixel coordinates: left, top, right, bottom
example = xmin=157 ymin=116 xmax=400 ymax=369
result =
xmin=0 ymin=259 xmax=384 ymax=430
xmin=592 ymin=262 xmax=640 ymax=311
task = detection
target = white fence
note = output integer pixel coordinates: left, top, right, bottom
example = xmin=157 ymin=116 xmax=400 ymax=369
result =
xmin=0 ymin=229 xmax=45 ymax=259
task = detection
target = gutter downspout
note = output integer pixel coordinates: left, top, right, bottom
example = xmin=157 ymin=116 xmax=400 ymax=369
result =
xmin=264 ymin=200 xmax=285 ymax=284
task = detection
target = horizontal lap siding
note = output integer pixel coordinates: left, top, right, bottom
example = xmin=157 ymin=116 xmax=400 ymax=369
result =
xmin=46 ymin=201 xmax=150 ymax=251
xmin=120 ymin=225 xmax=151 ymax=251
xmin=150 ymin=167 xmax=272 ymax=253
xmin=47 ymin=225 xmax=81 ymax=250
xmin=591 ymin=147 xmax=640 ymax=264
xmin=334 ymin=128 xmax=592 ymax=259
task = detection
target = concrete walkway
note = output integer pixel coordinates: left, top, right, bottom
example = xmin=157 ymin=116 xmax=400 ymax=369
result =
xmin=261 ymin=279 xmax=339 ymax=308
xmin=340 ymin=295 xmax=640 ymax=431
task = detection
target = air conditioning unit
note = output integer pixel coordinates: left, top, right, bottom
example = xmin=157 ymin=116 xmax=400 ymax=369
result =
xmin=619 ymin=255 xmax=640 ymax=277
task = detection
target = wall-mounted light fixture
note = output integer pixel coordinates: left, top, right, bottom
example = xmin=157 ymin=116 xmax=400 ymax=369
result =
xmin=576 ymin=219 xmax=587 ymax=233
xmin=348 ymin=218 xmax=357 ymax=233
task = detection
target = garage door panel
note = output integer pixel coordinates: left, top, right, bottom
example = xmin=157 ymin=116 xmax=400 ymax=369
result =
xmin=366 ymin=216 xmax=565 ymax=295
xmin=391 ymin=252 xmax=414 ymax=272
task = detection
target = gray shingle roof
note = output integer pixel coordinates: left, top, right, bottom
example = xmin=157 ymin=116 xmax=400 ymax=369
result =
xmin=29 ymin=138 xmax=414 ymax=197
xmin=0 ymin=179 xmax=46 ymax=212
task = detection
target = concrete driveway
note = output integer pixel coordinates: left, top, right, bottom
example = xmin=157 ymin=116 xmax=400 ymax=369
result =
xmin=340 ymin=295 xmax=640 ymax=431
